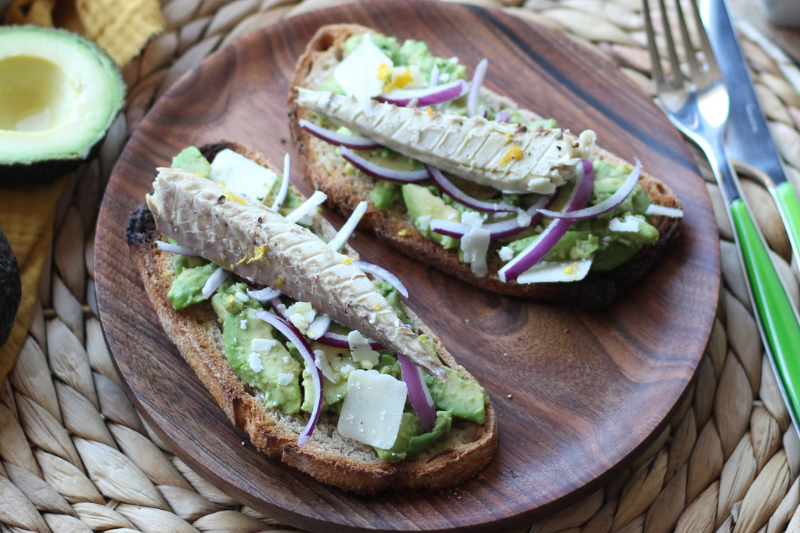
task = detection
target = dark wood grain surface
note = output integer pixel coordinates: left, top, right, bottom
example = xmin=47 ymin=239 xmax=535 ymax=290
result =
xmin=94 ymin=2 xmax=721 ymax=531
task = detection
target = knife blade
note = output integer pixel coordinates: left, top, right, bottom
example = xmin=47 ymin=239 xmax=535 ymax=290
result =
xmin=701 ymin=0 xmax=800 ymax=267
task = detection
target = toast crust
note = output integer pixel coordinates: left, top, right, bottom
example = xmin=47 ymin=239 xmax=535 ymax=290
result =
xmin=288 ymin=25 xmax=683 ymax=308
xmin=127 ymin=141 xmax=497 ymax=494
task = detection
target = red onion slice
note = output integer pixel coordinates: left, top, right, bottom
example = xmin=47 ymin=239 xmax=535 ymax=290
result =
xmin=398 ymin=354 xmax=436 ymax=431
xmin=306 ymin=314 xmax=331 ymax=340
xmin=156 ymin=241 xmax=200 ymax=256
xmin=247 ymin=287 xmax=282 ymax=302
xmin=255 ymin=310 xmax=322 ymax=446
xmin=328 ymin=201 xmax=368 ymax=252
xmin=427 ymin=165 xmax=517 ymax=213
xmin=314 ymin=330 xmax=388 ymax=351
xmin=467 ymin=58 xmax=488 ymax=117
xmin=498 ymin=160 xmax=595 ymax=282
xmin=202 ymin=266 xmax=230 ymax=299
xmin=538 ymin=159 xmax=642 ymax=220
xmin=429 ymin=194 xmax=554 ymax=240
xmin=284 ymin=190 xmax=327 ymax=224
xmin=351 ymin=260 xmax=409 ymax=298
xmin=340 ymin=147 xmax=429 ymax=182
xmin=299 ymin=119 xmax=380 ymax=150
xmin=270 ymin=297 xmax=388 ymax=351
xmin=377 ymin=79 xmax=468 ymax=107
xmin=497 ymin=109 xmax=510 ymax=123
xmin=271 ymin=153 xmax=291 ymax=211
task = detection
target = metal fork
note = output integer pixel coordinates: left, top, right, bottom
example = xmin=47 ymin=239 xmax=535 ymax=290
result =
xmin=644 ymin=0 xmax=800 ymax=428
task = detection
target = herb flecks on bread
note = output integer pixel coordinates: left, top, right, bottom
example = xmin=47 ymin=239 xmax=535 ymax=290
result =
xmin=128 ymin=141 xmax=497 ymax=494
xmin=288 ymin=24 xmax=683 ymax=306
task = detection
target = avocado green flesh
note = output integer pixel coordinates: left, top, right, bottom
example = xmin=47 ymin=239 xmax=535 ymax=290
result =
xmin=167 ymin=263 xmax=215 ymax=310
xmin=425 ymin=367 xmax=487 ymax=425
xmin=172 ymin=146 xmax=212 ymax=178
xmin=319 ymin=34 xmax=661 ymax=273
xmin=402 ymin=184 xmax=460 ymax=250
xmin=0 ymin=26 xmax=125 ymax=168
xmin=223 ymin=308 xmax=302 ymax=415
xmin=375 ymin=411 xmax=453 ymax=462
xmin=166 ymin=252 xmax=485 ymax=456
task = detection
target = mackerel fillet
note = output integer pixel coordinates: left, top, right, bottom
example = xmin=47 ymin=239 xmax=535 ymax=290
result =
xmin=147 ymin=169 xmax=444 ymax=378
xmin=297 ymin=88 xmax=596 ymax=194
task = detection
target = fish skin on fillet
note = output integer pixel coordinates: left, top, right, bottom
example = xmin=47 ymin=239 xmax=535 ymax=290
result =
xmin=296 ymin=88 xmax=597 ymax=194
xmin=146 ymin=168 xmax=444 ymax=378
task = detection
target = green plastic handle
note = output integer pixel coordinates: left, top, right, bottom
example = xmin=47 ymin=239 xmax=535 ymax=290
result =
xmin=730 ymin=198 xmax=800 ymax=419
xmin=774 ymin=181 xmax=800 ymax=265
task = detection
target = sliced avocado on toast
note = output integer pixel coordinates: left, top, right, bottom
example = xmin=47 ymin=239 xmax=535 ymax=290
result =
xmin=0 ymin=26 xmax=125 ymax=185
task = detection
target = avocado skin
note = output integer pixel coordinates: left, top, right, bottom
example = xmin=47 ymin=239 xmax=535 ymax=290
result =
xmin=0 ymin=227 xmax=22 ymax=348
xmin=0 ymin=143 xmax=98 ymax=186
xmin=0 ymin=26 xmax=125 ymax=186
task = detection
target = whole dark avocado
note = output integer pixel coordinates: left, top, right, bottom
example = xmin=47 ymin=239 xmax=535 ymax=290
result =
xmin=0 ymin=228 xmax=21 ymax=348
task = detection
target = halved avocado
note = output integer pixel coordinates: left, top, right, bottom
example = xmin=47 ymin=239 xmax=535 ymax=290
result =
xmin=0 ymin=227 xmax=21 ymax=348
xmin=0 ymin=26 xmax=125 ymax=185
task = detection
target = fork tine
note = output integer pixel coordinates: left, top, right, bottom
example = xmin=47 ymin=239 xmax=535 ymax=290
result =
xmin=674 ymin=0 xmax=702 ymax=81
xmin=657 ymin=0 xmax=685 ymax=85
xmin=642 ymin=0 xmax=665 ymax=85
xmin=688 ymin=0 xmax=721 ymax=76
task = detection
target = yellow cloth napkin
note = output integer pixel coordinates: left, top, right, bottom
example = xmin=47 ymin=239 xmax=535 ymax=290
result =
xmin=0 ymin=177 xmax=67 ymax=381
xmin=0 ymin=0 xmax=162 ymax=380
xmin=5 ymin=0 xmax=163 ymax=65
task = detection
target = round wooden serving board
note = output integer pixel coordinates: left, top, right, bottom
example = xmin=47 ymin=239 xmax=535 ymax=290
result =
xmin=95 ymin=2 xmax=720 ymax=531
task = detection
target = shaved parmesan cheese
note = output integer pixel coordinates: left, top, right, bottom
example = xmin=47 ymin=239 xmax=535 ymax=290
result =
xmin=251 ymin=338 xmax=277 ymax=353
xmin=645 ymin=204 xmax=683 ymax=218
xmin=337 ymin=370 xmax=408 ymax=449
xmin=516 ymin=209 xmax=532 ymax=227
xmin=347 ymin=330 xmax=380 ymax=368
xmin=461 ymin=226 xmax=491 ymax=276
xmin=499 ymin=246 xmax=515 ymax=262
xmin=609 ymin=214 xmax=645 ymax=233
xmin=516 ymin=258 xmax=593 ymax=284
xmin=287 ymin=301 xmax=316 ymax=334
xmin=209 ymin=149 xmax=278 ymax=203
xmin=314 ymin=349 xmax=340 ymax=383
xmin=247 ymin=352 xmax=263 ymax=372
xmin=334 ymin=34 xmax=393 ymax=100
xmin=460 ymin=211 xmax=485 ymax=228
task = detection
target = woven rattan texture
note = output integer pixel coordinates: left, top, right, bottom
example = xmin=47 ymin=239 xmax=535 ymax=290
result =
xmin=4 ymin=0 xmax=800 ymax=531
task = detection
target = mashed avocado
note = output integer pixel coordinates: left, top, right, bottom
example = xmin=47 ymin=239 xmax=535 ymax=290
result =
xmin=168 ymin=263 xmax=215 ymax=310
xmin=223 ymin=308 xmax=302 ymax=415
xmin=375 ymin=411 xmax=453 ymax=462
xmin=171 ymin=146 xmax=211 ymax=178
xmin=425 ymin=367 xmax=487 ymax=424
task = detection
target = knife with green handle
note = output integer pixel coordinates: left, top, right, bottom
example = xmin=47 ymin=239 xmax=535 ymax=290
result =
xmin=704 ymin=0 xmax=800 ymax=268
xmin=774 ymin=181 xmax=800 ymax=260
xmin=702 ymin=0 xmax=800 ymax=431
xmin=730 ymin=197 xmax=800 ymax=420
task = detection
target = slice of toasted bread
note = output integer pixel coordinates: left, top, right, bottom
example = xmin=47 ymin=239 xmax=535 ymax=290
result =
xmin=127 ymin=141 xmax=497 ymax=494
xmin=288 ymin=24 xmax=683 ymax=308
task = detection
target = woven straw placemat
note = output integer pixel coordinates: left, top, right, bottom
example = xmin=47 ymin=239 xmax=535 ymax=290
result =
xmin=3 ymin=0 xmax=800 ymax=531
